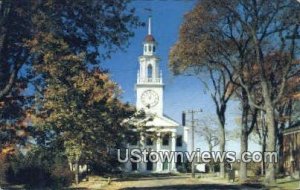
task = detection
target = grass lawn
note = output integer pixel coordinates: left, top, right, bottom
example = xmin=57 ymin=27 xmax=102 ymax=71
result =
xmin=2 ymin=173 xmax=300 ymax=189
xmin=66 ymin=173 xmax=300 ymax=190
xmin=239 ymin=174 xmax=300 ymax=190
xmin=272 ymin=178 xmax=300 ymax=190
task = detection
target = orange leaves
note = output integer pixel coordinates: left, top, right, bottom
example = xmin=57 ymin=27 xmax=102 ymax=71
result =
xmin=89 ymin=76 xmax=118 ymax=105
xmin=292 ymin=92 xmax=300 ymax=100
xmin=169 ymin=2 xmax=234 ymax=76
xmin=0 ymin=101 xmax=4 ymax=108
xmin=0 ymin=146 xmax=15 ymax=156
xmin=27 ymin=33 xmax=66 ymax=54
xmin=70 ymin=69 xmax=118 ymax=106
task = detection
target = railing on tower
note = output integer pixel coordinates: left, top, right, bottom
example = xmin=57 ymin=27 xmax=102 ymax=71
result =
xmin=137 ymin=71 xmax=163 ymax=84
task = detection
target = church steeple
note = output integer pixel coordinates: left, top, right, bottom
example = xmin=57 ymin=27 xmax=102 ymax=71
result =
xmin=143 ymin=16 xmax=156 ymax=56
xmin=148 ymin=16 xmax=152 ymax=35
xmin=136 ymin=16 xmax=164 ymax=116
xmin=138 ymin=16 xmax=162 ymax=85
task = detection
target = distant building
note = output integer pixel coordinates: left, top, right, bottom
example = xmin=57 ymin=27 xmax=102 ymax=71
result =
xmin=282 ymin=125 xmax=300 ymax=176
xmin=123 ymin=17 xmax=191 ymax=173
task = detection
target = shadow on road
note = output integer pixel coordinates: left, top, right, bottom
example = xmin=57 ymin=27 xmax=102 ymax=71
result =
xmin=120 ymin=183 xmax=266 ymax=190
xmin=114 ymin=175 xmax=187 ymax=182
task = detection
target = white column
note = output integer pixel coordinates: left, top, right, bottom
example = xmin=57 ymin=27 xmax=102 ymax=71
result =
xmin=152 ymin=60 xmax=157 ymax=81
xmin=125 ymin=143 xmax=131 ymax=172
xmin=156 ymin=132 xmax=162 ymax=172
xmin=139 ymin=133 xmax=146 ymax=172
xmin=171 ymin=131 xmax=177 ymax=172
xmin=183 ymin=126 xmax=190 ymax=152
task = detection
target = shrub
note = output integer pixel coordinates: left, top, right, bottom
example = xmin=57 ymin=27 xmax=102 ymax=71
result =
xmin=0 ymin=155 xmax=9 ymax=184
xmin=0 ymin=147 xmax=73 ymax=188
xmin=15 ymin=165 xmax=51 ymax=188
xmin=177 ymin=165 xmax=187 ymax=173
xmin=247 ymin=162 xmax=261 ymax=176
xmin=50 ymin=164 xmax=74 ymax=188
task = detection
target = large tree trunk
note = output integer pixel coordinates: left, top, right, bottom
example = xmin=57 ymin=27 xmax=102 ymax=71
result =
xmin=74 ymin=155 xmax=80 ymax=185
xmin=277 ymin=123 xmax=284 ymax=174
xmin=277 ymin=101 xmax=290 ymax=175
xmin=240 ymin=127 xmax=248 ymax=182
xmin=264 ymin=102 xmax=276 ymax=184
xmin=74 ymin=160 xmax=79 ymax=185
xmin=240 ymin=91 xmax=250 ymax=183
xmin=208 ymin=143 xmax=214 ymax=173
xmin=219 ymin=126 xmax=225 ymax=178
xmin=261 ymin=138 xmax=266 ymax=176
xmin=258 ymin=110 xmax=267 ymax=176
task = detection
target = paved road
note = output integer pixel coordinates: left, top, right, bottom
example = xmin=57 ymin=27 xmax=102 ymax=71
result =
xmin=108 ymin=175 xmax=265 ymax=190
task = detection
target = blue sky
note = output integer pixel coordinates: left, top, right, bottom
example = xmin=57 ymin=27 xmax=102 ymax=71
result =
xmin=102 ymin=0 xmax=261 ymax=153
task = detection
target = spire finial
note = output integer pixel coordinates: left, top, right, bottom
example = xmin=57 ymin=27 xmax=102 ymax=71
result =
xmin=148 ymin=16 xmax=152 ymax=35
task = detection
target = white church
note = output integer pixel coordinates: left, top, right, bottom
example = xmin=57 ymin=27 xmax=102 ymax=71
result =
xmin=124 ymin=17 xmax=192 ymax=173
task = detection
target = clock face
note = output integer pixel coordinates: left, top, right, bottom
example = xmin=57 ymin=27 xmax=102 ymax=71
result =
xmin=141 ymin=90 xmax=159 ymax=108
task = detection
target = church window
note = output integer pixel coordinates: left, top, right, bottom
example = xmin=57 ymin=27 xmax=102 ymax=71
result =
xmin=176 ymin=154 xmax=183 ymax=168
xmin=153 ymin=46 xmax=155 ymax=52
xmin=146 ymin=154 xmax=153 ymax=171
xmin=129 ymin=134 xmax=139 ymax=145
xmin=131 ymin=156 xmax=138 ymax=171
xmin=162 ymin=134 xmax=169 ymax=146
xmin=162 ymin=160 xmax=169 ymax=170
xmin=148 ymin=45 xmax=151 ymax=52
xmin=146 ymin=137 xmax=153 ymax=145
xmin=176 ymin=136 xmax=182 ymax=147
xmin=147 ymin=64 xmax=153 ymax=78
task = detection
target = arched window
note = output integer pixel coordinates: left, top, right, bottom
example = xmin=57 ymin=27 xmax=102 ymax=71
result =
xmin=176 ymin=154 xmax=182 ymax=169
xmin=162 ymin=134 xmax=169 ymax=146
xmin=131 ymin=156 xmax=138 ymax=171
xmin=148 ymin=45 xmax=151 ymax=52
xmin=153 ymin=46 xmax=156 ymax=52
xmin=147 ymin=64 xmax=153 ymax=79
xmin=146 ymin=154 xmax=153 ymax=171
xmin=176 ymin=136 xmax=182 ymax=147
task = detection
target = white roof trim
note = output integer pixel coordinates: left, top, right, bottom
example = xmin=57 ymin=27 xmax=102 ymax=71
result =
xmin=143 ymin=114 xmax=180 ymax=127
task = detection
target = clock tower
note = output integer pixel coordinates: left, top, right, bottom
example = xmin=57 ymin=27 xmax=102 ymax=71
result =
xmin=136 ymin=17 xmax=163 ymax=116
xmin=125 ymin=16 xmax=189 ymax=173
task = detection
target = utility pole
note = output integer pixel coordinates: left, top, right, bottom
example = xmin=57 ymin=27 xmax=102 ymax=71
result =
xmin=183 ymin=109 xmax=202 ymax=178
xmin=191 ymin=110 xmax=196 ymax=178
